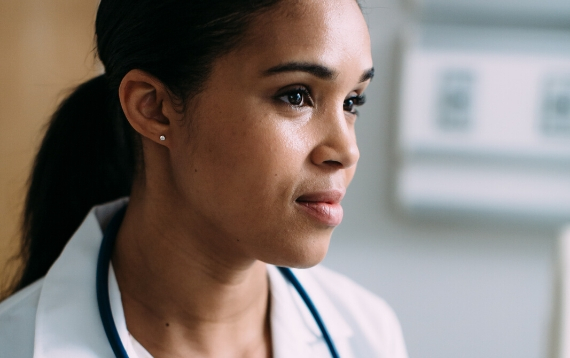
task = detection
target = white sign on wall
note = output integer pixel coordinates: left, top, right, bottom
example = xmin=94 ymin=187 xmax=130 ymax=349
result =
xmin=397 ymin=46 xmax=570 ymax=221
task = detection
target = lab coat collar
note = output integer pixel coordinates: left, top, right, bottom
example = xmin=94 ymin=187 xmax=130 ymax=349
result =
xmin=267 ymin=266 xmax=353 ymax=358
xmin=33 ymin=198 xmax=132 ymax=358
xmin=33 ymin=199 xmax=353 ymax=357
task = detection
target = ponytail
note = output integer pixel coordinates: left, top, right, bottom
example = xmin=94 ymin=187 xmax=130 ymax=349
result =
xmin=6 ymin=0 xmax=291 ymax=297
xmin=12 ymin=75 xmax=136 ymax=292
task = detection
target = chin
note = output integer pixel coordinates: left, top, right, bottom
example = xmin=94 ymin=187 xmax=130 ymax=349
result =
xmin=263 ymin=231 xmax=332 ymax=269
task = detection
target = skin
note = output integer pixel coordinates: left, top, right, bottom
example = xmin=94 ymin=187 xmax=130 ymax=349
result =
xmin=113 ymin=0 xmax=373 ymax=357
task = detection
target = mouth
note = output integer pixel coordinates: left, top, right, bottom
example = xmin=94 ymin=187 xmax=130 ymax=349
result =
xmin=295 ymin=190 xmax=345 ymax=227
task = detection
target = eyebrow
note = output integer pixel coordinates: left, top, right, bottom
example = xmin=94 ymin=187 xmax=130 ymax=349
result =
xmin=264 ymin=62 xmax=337 ymax=80
xmin=263 ymin=62 xmax=375 ymax=83
xmin=360 ymin=67 xmax=375 ymax=83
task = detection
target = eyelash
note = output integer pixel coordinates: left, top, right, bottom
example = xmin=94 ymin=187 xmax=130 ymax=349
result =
xmin=276 ymin=87 xmax=366 ymax=115
xmin=277 ymin=87 xmax=314 ymax=108
xmin=344 ymin=94 xmax=366 ymax=115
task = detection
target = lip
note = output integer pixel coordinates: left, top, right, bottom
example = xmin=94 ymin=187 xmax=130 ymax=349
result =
xmin=295 ymin=190 xmax=345 ymax=227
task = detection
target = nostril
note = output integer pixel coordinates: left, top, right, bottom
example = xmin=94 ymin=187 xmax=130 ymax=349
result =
xmin=323 ymin=159 xmax=343 ymax=168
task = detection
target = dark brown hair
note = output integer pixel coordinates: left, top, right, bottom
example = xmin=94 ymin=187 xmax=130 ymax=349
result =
xmin=7 ymin=0 xmax=285 ymax=296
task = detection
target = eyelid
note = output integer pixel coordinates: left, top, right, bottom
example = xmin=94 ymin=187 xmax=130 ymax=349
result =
xmin=346 ymin=93 xmax=366 ymax=104
xmin=351 ymin=93 xmax=366 ymax=106
xmin=345 ymin=90 xmax=365 ymax=101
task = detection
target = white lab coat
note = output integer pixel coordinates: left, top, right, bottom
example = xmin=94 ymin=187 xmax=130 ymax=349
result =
xmin=0 ymin=199 xmax=408 ymax=358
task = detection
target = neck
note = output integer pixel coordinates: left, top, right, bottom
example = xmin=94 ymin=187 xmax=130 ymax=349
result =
xmin=112 ymin=192 xmax=272 ymax=358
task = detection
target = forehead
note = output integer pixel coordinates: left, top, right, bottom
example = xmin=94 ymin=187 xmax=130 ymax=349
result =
xmin=235 ymin=0 xmax=372 ymax=74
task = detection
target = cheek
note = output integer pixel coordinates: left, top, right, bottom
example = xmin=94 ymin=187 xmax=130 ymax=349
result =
xmin=182 ymin=111 xmax=309 ymax=222
xmin=169 ymin=107 xmax=337 ymax=267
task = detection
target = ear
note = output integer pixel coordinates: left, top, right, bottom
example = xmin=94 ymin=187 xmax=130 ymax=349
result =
xmin=119 ymin=69 xmax=181 ymax=146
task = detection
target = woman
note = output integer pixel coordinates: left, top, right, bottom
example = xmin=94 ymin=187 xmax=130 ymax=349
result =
xmin=0 ymin=0 xmax=408 ymax=357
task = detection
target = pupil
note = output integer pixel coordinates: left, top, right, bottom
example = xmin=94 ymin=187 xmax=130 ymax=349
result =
xmin=289 ymin=92 xmax=302 ymax=105
xmin=345 ymin=99 xmax=354 ymax=111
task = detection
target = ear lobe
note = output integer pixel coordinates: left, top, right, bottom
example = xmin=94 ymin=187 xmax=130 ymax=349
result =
xmin=119 ymin=69 xmax=176 ymax=145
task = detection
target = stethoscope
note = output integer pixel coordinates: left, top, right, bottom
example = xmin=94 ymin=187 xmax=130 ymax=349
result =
xmin=96 ymin=206 xmax=340 ymax=358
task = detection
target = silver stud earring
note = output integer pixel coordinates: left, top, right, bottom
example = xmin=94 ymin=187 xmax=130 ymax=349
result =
xmin=159 ymin=135 xmax=166 ymax=141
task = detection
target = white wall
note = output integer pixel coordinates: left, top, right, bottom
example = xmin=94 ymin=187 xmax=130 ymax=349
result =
xmin=323 ymin=1 xmax=559 ymax=357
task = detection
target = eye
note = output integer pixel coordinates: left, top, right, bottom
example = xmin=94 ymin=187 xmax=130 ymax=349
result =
xmin=343 ymin=94 xmax=366 ymax=115
xmin=277 ymin=87 xmax=313 ymax=108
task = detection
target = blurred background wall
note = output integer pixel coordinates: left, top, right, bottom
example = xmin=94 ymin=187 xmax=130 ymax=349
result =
xmin=0 ymin=0 xmax=99 ymax=289
xmin=1 ymin=0 xmax=568 ymax=357
xmin=323 ymin=1 xmax=570 ymax=358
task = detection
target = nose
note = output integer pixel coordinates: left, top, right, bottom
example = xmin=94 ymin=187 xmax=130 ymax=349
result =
xmin=310 ymin=109 xmax=360 ymax=170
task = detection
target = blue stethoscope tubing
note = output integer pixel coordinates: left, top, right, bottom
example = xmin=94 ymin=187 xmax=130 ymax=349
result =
xmin=96 ymin=206 xmax=340 ymax=358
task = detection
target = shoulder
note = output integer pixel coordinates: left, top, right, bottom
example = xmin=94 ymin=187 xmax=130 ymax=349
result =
xmin=297 ymin=265 xmax=408 ymax=357
xmin=0 ymin=278 xmax=43 ymax=326
xmin=0 ymin=279 xmax=43 ymax=358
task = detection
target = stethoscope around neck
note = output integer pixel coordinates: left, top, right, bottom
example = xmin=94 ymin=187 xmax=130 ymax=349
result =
xmin=96 ymin=205 xmax=340 ymax=358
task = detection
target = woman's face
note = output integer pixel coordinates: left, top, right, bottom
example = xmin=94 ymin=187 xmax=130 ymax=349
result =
xmin=167 ymin=0 xmax=373 ymax=268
